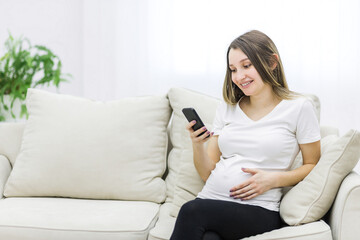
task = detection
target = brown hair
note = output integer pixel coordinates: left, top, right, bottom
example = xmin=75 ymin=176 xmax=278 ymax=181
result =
xmin=223 ymin=30 xmax=297 ymax=104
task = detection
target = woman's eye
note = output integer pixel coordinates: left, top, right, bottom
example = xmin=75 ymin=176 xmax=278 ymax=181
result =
xmin=243 ymin=63 xmax=252 ymax=69
xmin=230 ymin=69 xmax=236 ymax=73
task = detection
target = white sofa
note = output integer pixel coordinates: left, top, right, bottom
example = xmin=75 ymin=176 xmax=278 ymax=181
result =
xmin=0 ymin=87 xmax=359 ymax=240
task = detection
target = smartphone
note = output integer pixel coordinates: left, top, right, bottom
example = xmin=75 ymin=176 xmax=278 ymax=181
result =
xmin=182 ymin=108 xmax=209 ymax=138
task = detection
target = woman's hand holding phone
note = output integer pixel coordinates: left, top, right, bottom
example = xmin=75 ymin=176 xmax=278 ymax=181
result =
xmin=185 ymin=120 xmax=214 ymax=144
xmin=182 ymin=108 xmax=214 ymax=145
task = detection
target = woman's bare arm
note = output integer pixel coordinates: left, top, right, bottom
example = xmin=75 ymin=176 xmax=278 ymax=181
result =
xmin=186 ymin=121 xmax=222 ymax=182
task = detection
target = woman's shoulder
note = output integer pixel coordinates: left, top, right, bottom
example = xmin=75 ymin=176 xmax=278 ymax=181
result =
xmin=282 ymin=94 xmax=319 ymax=119
xmin=283 ymin=94 xmax=314 ymax=108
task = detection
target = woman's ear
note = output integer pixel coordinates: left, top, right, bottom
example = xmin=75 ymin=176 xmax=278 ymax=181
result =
xmin=271 ymin=54 xmax=279 ymax=70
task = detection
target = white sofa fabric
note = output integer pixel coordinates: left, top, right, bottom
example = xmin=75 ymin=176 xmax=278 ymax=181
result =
xmin=329 ymin=172 xmax=360 ymax=240
xmin=4 ymin=89 xmax=171 ymax=203
xmin=0 ymin=122 xmax=25 ymax=166
xmin=0 ymin=87 xmax=359 ymax=240
xmin=0 ymin=197 xmax=159 ymax=240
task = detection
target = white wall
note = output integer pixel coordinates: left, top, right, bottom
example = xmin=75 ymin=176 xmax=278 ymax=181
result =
xmin=0 ymin=0 xmax=83 ymax=96
xmin=81 ymin=0 xmax=360 ymax=136
xmin=1 ymin=1 xmax=360 ymax=173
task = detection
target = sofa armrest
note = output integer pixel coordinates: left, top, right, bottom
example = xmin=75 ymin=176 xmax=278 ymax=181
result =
xmin=0 ymin=155 xmax=11 ymax=198
xmin=329 ymin=171 xmax=360 ymax=240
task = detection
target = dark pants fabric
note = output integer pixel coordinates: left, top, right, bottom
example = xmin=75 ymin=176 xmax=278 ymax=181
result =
xmin=170 ymin=198 xmax=283 ymax=240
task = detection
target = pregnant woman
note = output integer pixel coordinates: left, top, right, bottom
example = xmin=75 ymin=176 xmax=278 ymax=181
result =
xmin=170 ymin=30 xmax=321 ymax=240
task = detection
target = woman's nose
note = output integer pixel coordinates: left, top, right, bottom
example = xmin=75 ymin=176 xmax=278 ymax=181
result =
xmin=232 ymin=71 xmax=245 ymax=83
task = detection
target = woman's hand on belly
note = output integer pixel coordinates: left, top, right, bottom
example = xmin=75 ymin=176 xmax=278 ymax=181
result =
xmin=229 ymin=168 xmax=279 ymax=200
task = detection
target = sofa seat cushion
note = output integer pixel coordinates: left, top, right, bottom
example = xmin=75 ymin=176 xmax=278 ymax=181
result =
xmin=242 ymin=220 xmax=332 ymax=240
xmin=148 ymin=203 xmax=332 ymax=240
xmin=148 ymin=203 xmax=176 ymax=240
xmin=0 ymin=197 xmax=159 ymax=240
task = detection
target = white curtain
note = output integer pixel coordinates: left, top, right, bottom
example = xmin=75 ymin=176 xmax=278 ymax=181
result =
xmin=82 ymin=0 xmax=360 ymax=135
xmin=0 ymin=0 xmax=359 ymax=171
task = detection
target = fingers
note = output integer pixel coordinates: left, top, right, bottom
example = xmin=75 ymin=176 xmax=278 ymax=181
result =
xmin=229 ymin=181 xmax=248 ymax=193
xmin=192 ymin=127 xmax=213 ymax=142
xmin=230 ymin=184 xmax=259 ymax=200
xmin=185 ymin=120 xmax=213 ymax=143
xmin=241 ymin=168 xmax=259 ymax=175
xmin=229 ymin=169 xmax=272 ymax=200
xmin=192 ymin=126 xmax=209 ymax=138
xmin=230 ymin=176 xmax=261 ymax=200
xmin=185 ymin=120 xmax=197 ymax=132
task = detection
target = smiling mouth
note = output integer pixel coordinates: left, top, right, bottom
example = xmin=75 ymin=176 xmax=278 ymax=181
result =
xmin=241 ymin=80 xmax=253 ymax=87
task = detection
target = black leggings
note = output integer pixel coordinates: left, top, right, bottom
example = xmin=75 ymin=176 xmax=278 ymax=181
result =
xmin=170 ymin=198 xmax=283 ymax=240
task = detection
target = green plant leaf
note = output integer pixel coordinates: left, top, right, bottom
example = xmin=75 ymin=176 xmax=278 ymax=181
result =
xmin=20 ymin=104 xmax=28 ymax=118
xmin=0 ymin=33 xmax=71 ymax=121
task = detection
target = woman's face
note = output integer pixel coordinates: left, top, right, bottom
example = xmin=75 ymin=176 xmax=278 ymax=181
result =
xmin=228 ymin=48 xmax=269 ymax=97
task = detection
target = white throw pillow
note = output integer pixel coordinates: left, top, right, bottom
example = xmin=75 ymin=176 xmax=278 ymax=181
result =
xmin=4 ymin=89 xmax=171 ymax=203
xmin=280 ymin=129 xmax=360 ymax=225
xmin=282 ymin=135 xmax=339 ymax=195
xmin=166 ymin=88 xmax=220 ymax=217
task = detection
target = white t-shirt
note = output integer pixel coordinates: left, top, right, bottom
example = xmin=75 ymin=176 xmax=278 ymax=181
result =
xmin=197 ymin=96 xmax=321 ymax=211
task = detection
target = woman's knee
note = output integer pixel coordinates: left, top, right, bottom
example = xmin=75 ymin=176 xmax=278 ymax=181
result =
xmin=178 ymin=199 xmax=200 ymax=216
xmin=203 ymin=231 xmax=222 ymax=240
xmin=177 ymin=199 xmax=205 ymax=219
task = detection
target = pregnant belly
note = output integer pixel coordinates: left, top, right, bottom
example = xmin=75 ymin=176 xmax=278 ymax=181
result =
xmin=197 ymin=156 xmax=283 ymax=212
xmin=198 ymin=157 xmax=251 ymax=199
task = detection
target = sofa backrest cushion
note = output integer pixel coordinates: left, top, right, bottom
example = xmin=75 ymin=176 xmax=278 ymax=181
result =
xmin=4 ymin=89 xmax=171 ymax=203
xmin=280 ymin=129 xmax=360 ymax=225
xmin=0 ymin=155 xmax=11 ymax=198
xmin=166 ymin=88 xmax=220 ymax=216
xmin=0 ymin=123 xmax=26 ymax=166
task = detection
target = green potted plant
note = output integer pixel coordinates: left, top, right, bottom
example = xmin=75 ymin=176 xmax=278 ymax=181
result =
xmin=0 ymin=33 xmax=71 ymax=121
